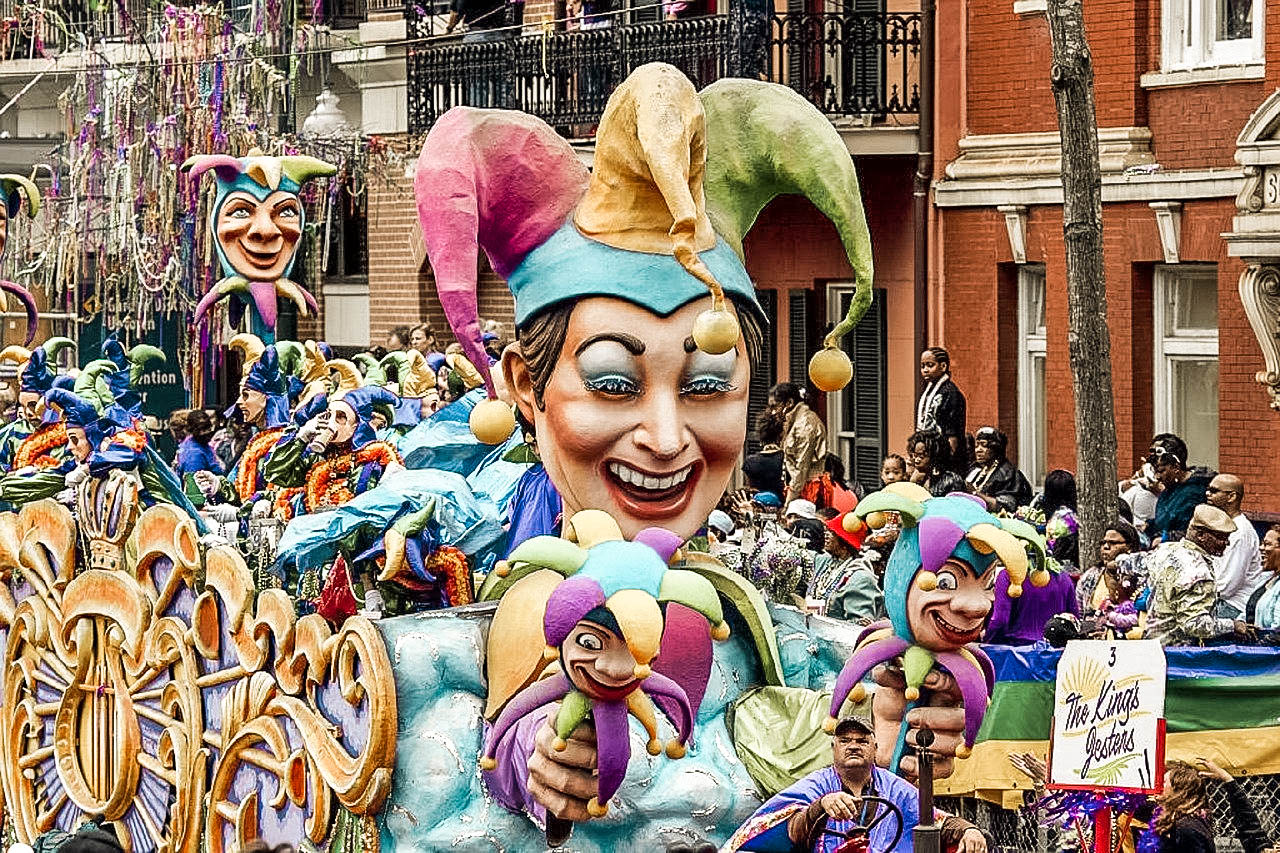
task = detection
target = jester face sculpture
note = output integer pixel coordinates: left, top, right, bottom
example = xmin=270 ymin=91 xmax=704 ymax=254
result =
xmin=415 ymin=64 xmax=875 ymax=541
xmin=181 ymin=149 xmax=336 ymax=333
xmin=215 ymin=188 xmax=303 ymax=282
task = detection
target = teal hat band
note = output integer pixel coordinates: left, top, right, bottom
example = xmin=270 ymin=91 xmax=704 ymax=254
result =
xmin=507 ymin=222 xmax=762 ymax=327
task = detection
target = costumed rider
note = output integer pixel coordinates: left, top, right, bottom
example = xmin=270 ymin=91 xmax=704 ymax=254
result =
xmin=404 ymin=60 xmax=959 ymax=845
xmin=194 ymin=335 xmax=293 ymax=526
xmin=264 ymin=385 xmax=404 ymax=611
xmin=0 ymin=362 xmax=116 ymax=505
xmin=0 ymin=337 xmax=74 ymax=468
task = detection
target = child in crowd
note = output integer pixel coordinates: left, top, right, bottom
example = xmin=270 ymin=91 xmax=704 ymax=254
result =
xmin=880 ymin=453 xmax=907 ymax=486
xmin=1094 ymin=562 xmax=1144 ymax=640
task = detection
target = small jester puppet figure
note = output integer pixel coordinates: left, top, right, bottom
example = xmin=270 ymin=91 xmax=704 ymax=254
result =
xmin=0 ymin=173 xmax=42 ymax=345
xmin=480 ymin=511 xmax=730 ymax=842
xmin=180 ymin=149 xmax=336 ymax=339
xmin=0 ymin=336 xmax=74 ymax=467
xmin=824 ymin=483 xmax=1049 ymax=771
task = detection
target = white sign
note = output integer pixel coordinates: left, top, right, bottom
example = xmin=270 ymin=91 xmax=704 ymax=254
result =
xmin=1048 ymin=640 xmax=1166 ymax=793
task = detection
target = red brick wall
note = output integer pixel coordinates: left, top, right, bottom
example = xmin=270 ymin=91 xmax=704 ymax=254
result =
xmin=366 ymin=168 xmax=516 ymax=350
xmin=937 ymin=198 xmax=1280 ymax=509
xmin=1147 ymin=81 xmax=1264 ymax=170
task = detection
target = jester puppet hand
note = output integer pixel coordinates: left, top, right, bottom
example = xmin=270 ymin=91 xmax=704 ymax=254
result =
xmin=826 ymin=484 xmax=1049 ymax=773
xmin=480 ymin=511 xmax=730 ymax=834
xmin=181 ymin=149 xmax=336 ymax=333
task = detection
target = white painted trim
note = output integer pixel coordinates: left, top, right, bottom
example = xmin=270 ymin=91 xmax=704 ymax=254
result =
xmin=934 ymin=168 xmax=1245 ymax=208
xmin=1017 ymin=265 xmax=1047 ymax=487
xmin=1151 ymin=201 xmax=1183 ymax=264
xmin=1012 ymin=0 xmax=1046 ymax=14
xmin=998 ymin=205 xmax=1028 ymax=264
xmin=1140 ymin=64 xmax=1265 ymax=89
xmin=1152 ymin=265 xmax=1220 ymax=470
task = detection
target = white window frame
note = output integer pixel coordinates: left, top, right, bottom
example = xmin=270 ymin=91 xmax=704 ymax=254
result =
xmin=1153 ymin=264 xmax=1219 ymax=469
xmin=1017 ymin=265 xmax=1047 ymax=487
xmin=1162 ymin=0 xmax=1263 ymax=71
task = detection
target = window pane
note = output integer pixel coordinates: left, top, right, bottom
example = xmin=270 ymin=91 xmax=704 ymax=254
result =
xmin=1163 ymin=270 xmax=1218 ymax=333
xmin=1172 ymin=358 xmax=1219 ymax=469
xmin=1218 ymin=0 xmax=1252 ymax=40
xmin=1022 ymin=266 xmax=1047 ymax=334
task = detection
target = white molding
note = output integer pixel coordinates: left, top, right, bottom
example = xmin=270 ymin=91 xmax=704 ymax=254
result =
xmin=998 ymin=205 xmax=1028 ymax=264
xmin=1150 ymin=201 xmax=1183 ymax=264
xmin=1237 ymin=264 xmax=1280 ymax=411
xmin=1140 ymin=64 xmax=1265 ymax=89
xmin=935 ymin=168 xmax=1244 ymax=208
xmin=945 ymin=127 xmax=1155 ymax=181
xmin=1012 ymin=0 xmax=1046 ymax=14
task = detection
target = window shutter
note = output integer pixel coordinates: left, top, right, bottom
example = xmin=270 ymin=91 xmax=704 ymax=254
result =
xmin=746 ymin=289 xmax=778 ymax=454
xmin=848 ymin=287 xmax=887 ymax=493
xmin=789 ymin=289 xmax=809 ymax=383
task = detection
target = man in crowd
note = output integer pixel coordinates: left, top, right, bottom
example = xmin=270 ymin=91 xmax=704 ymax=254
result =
xmin=1140 ymin=504 xmax=1250 ymax=646
xmin=727 ymin=714 xmax=987 ymax=852
xmin=1206 ymin=473 xmax=1265 ymax=618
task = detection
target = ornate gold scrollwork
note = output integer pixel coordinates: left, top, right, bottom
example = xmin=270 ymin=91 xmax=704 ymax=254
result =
xmin=0 ymin=494 xmax=397 ymax=852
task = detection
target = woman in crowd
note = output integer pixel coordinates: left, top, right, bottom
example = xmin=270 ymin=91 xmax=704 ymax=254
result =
xmin=770 ymin=381 xmax=827 ymax=503
xmin=1147 ymin=759 xmax=1271 ymax=853
xmin=906 ymin=429 xmax=965 ymax=497
xmin=1075 ymin=518 xmax=1142 ymax=613
xmin=408 ymin=323 xmax=438 ymax=358
xmin=916 ymin=347 xmax=966 ymax=458
xmin=965 ymin=425 xmax=1033 ymax=513
xmin=1148 ymin=434 xmax=1212 ymax=543
xmin=742 ymin=406 xmax=786 ymax=497
xmin=1248 ymin=524 xmax=1280 ymax=628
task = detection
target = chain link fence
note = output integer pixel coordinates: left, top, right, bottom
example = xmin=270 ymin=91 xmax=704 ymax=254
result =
xmin=939 ymin=773 xmax=1280 ymax=852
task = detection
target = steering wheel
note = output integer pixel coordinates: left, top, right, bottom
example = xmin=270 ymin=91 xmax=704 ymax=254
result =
xmin=812 ymin=795 xmax=905 ymax=853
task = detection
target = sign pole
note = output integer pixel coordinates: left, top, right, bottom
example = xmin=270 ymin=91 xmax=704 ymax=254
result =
xmin=913 ymin=725 xmax=941 ymax=853
xmin=1092 ymin=804 xmax=1111 ymax=853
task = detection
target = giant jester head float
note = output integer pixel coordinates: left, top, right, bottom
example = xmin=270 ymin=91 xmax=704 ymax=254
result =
xmin=181 ymin=149 xmax=336 ymax=335
xmin=416 ymin=62 xmax=874 ymax=541
xmin=0 ymin=174 xmax=42 ymax=345
xmin=480 ymin=511 xmax=729 ymax=827
xmin=825 ymin=483 xmax=1050 ymax=767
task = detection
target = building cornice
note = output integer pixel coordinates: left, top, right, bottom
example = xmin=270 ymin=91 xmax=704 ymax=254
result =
xmin=935 ymin=168 xmax=1244 ymax=207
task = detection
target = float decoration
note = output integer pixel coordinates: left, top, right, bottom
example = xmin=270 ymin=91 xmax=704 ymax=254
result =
xmin=181 ymin=150 xmax=337 ymax=337
xmin=0 ymin=497 xmax=396 ymax=853
xmin=824 ymin=483 xmax=1047 ymax=768
xmin=698 ymin=79 xmax=875 ymax=390
xmin=480 ymin=514 xmax=729 ymax=836
xmin=0 ymin=174 xmax=41 ymax=345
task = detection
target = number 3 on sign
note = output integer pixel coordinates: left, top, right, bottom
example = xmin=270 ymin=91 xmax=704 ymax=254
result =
xmin=1108 ymin=646 xmax=1116 ymax=667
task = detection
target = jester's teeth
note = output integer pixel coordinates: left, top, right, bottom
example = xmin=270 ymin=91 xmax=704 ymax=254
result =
xmin=607 ymin=462 xmax=693 ymax=490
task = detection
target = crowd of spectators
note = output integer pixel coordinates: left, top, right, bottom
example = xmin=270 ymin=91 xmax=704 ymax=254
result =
xmin=708 ymin=353 xmax=1280 ymax=651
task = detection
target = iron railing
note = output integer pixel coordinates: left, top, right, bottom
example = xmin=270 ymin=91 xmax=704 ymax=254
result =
xmin=406 ymin=7 xmax=920 ymax=135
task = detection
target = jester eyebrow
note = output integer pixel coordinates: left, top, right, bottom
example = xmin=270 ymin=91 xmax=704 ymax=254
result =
xmin=575 ymin=333 xmax=645 ymax=357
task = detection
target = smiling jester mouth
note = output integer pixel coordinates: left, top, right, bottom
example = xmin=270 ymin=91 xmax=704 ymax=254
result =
xmin=607 ymin=461 xmax=694 ymax=495
xmin=931 ymin=611 xmax=982 ymax=642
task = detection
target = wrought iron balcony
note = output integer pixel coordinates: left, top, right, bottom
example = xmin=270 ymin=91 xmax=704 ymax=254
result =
xmin=406 ymin=6 xmax=920 ymax=136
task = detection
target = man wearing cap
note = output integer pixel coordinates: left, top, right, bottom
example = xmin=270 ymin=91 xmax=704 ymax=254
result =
xmin=1137 ymin=504 xmax=1251 ymax=646
xmin=725 ymin=714 xmax=986 ymax=852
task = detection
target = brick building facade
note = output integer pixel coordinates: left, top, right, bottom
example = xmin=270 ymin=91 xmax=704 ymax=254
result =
xmin=933 ymin=0 xmax=1280 ymax=510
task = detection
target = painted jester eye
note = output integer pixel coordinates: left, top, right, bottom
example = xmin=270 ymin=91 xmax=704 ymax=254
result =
xmin=935 ymin=570 xmax=958 ymax=591
xmin=575 ymin=632 xmax=602 ymax=651
xmin=275 ymin=203 xmax=301 ymax=219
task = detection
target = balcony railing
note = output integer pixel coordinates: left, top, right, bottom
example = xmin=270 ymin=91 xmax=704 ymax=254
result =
xmin=406 ymin=7 xmax=920 ymax=136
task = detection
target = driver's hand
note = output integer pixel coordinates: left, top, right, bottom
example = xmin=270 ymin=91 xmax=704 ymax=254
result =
xmin=871 ymin=664 xmax=966 ymax=783
xmin=957 ymin=827 xmax=987 ymax=853
xmin=818 ymin=791 xmax=862 ymax=822
xmin=527 ymin=704 xmax=598 ymax=822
